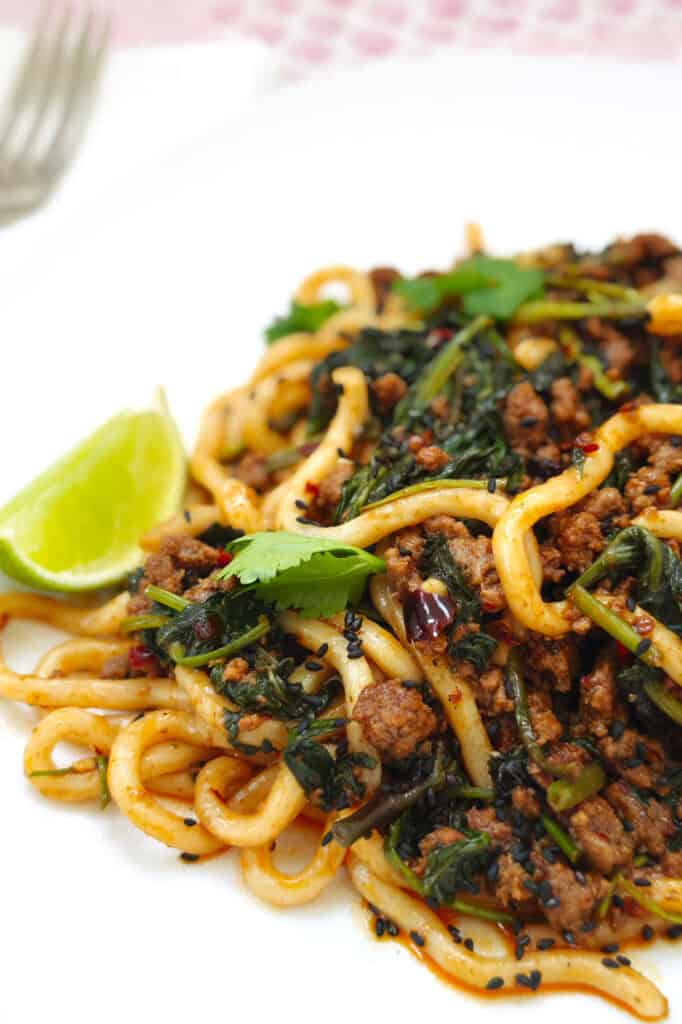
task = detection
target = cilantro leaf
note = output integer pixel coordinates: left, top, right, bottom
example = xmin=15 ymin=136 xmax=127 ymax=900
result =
xmin=393 ymin=257 xmax=545 ymax=320
xmin=219 ymin=531 xmax=385 ymax=618
xmin=265 ymin=300 xmax=342 ymax=343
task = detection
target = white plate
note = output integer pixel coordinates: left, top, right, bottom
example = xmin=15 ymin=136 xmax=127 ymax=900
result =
xmin=1 ymin=52 xmax=681 ymax=1024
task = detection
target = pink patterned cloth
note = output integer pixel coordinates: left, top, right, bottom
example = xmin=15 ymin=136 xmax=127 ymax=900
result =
xmin=3 ymin=0 xmax=682 ymax=75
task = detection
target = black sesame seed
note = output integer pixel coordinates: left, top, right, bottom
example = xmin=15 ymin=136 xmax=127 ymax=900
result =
xmin=667 ymin=924 xmax=682 ymax=939
xmin=487 ymin=478 xmax=497 ymax=494
xmin=321 ymin=831 xmax=333 ymax=846
xmin=183 ymin=817 xmax=197 ymax=827
xmin=305 ymin=660 xmax=323 ymax=672
xmin=183 ymin=509 xmax=191 ymax=523
xmin=515 ymin=934 xmax=530 ymax=960
xmin=575 ymin=871 xmax=587 ymax=887
xmin=626 ymin=596 xmax=636 ymax=612
xmin=294 ymin=499 xmax=308 ymax=510
xmin=634 ymin=877 xmax=652 ymax=887
xmin=448 ymin=925 xmax=462 ymax=943
xmin=580 ymin=920 xmax=597 ymax=932
xmin=543 ymin=897 xmax=560 ymax=909
xmin=642 ymin=925 xmax=654 ymax=941
xmin=617 ymin=955 xmax=631 ymax=966
xmin=601 ymin=943 xmax=620 ymax=954
xmin=562 ymin=930 xmax=576 ymax=946
xmin=487 ymin=860 xmax=500 ymax=882
xmin=464 ymin=937 xmax=475 ymax=951
xmin=367 ymin=902 xmax=379 ymax=916
xmin=515 ymin=972 xmax=532 ymax=989
xmin=602 ymin=958 xmax=620 ymax=969
xmin=180 ymin=852 xmax=199 ymax=862
xmin=261 ymin=739 xmax=275 ymax=754
xmin=375 ymin=918 xmax=386 ymax=937
xmin=543 ymin=846 xmax=557 ymax=864
xmin=612 ymin=894 xmax=624 ymax=908
xmin=644 ymin=484 xmax=660 ymax=495
xmin=486 ymin=976 xmax=504 ymax=990
xmin=316 ymin=643 xmax=329 ymax=657
xmin=529 ymin=970 xmax=542 ymax=991
xmin=622 ymin=819 xmax=635 ymax=832
xmin=635 ymin=638 xmax=652 ymax=657
xmin=521 ymin=417 xmax=538 ymax=428
xmin=610 ymin=720 xmax=625 ymax=740
xmin=386 ymin=921 xmax=400 ymax=937
xmin=410 ymin=930 xmax=425 ymax=947
xmin=337 ymin=447 xmax=346 ymax=458
xmin=537 ymin=937 xmax=555 ymax=951
xmin=347 ymin=648 xmax=364 ymax=660
xmin=296 ymin=516 xmax=317 ymax=526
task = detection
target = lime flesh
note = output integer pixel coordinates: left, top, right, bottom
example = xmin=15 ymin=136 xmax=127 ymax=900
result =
xmin=0 ymin=395 xmax=185 ymax=591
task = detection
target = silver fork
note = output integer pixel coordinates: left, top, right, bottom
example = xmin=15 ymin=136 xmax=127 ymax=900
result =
xmin=0 ymin=3 xmax=110 ymax=220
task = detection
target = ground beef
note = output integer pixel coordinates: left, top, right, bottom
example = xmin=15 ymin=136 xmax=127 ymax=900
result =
xmin=185 ymin=574 xmax=236 ymax=603
xmin=371 ymin=371 xmax=408 ymax=412
xmin=351 ymin=679 xmax=436 ymax=760
xmin=423 ymin=517 xmax=505 ymax=612
xmin=660 ymin=341 xmax=682 ymax=384
xmin=466 ymin=806 xmax=513 ymax=846
xmin=415 ymin=445 xmax=450 ymax=472
xmin=417 ymin=827 xmax=466 ymax=871
xmin=580 ymin=658 xmax=618 ymax=738
xmin=316 ymin=461 xmax=354 ymax=513
xmin=539 ymin=542 xmax=565 ymax=584
xmin=129 ymin=534 xmax=223 ymax=612
xmin=528 ymin=742 xmax=590 ymax=788
xmin=369 ymin=266 xmax=400 ymax=310
xmin=608 ymin=233 xmax=679 ymax=285
xmin=605 ymin=780 xmax=674 ymax=857
xmin=526 ymin=634 xmax=576 ymax=692
xmin=550 ymin=377 xmax=591 ymax=440
xmin=496 ymin=853 xmax=534 ymax=909
xmin=528 ymin=690 xmax=563 ymax=745
xmin=533 ymin=856 xmax=609 ymax=934
xmin=222 ymin=657 xmax=250 ymax=683
xmin=548 ymin=508 xmax=606 ymax=574
xmin=647 ymin=438 xmax=682 ymax=476
xmin=569 ymin=796 xmax=633 ymax=874
xmin=502 ymin=381 xmax=549 ymax=455
xmin=473 ymin=666 xmax=513 ymax=716
xmin=598 ymin=729 xmax=665 ymax=790
xmin=625 ymin=465 xmax=672 ymax=514
xmin=580 ymin=486 xmax=629 ymax=526
xmin=385 ymin=529 xmax=425 ymax=600
xmin=584 ymin=318 xmax=637 ymax=375
xmin=661 ymin=850 xmax=682 ymax=876
xmin=511 ymin=786 xmax=541 ymax=819
xmin=233 ymin=452 xmax=270 ymax=492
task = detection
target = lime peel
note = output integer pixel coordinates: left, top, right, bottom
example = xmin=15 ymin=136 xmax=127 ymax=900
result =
xmin=0 ymin=391 xmax=185 ymax=592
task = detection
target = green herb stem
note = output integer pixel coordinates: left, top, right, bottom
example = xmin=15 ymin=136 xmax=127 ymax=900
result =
xmin=450 ymin=786 xmax=495 ymax=801
xmin=506 ymin=648 xmax=575 ymax=777
xmin=332 ymin=745 xmax=447 ymax=848
xmin=671 ymin=473 xmax=682 ymax=509
xmin=547 ymin=761 xmax=607 ymax=812
xmin=451 ymin=898 xmax=514 ymax=924
xmin=96 ymin=755 xmax=111 ymax=809
xmin=643 ymin=679 xmax=682 ymax=726
xmin=548 ymin=276 xmax=643 ymax=303
xmin=541 ymin=814 xmax=581 ymax=864
xmin=169 ymin=617 xmax=270 ymax=667
xmin=514 ymin=299 xmax=647 ymax=325
xmin=569 ymin=585 xmax=657 ymax=664
xmin=394 ymin=315 xmax=491 ymax=423
xmin=144 ymin=585 xmax=191 ymax=612
xmin=29 ymin=766 xmax=76 ymax=778
xmin=121 ymin=613 xmax=169 ymax=633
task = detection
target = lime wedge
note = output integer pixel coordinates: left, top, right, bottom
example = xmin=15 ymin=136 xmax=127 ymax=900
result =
xmin=0 ymin=392 xmax=185 ymax=592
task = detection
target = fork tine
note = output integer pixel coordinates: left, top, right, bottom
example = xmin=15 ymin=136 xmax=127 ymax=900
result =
xmin=0 ymin=0 xmax=55 ymax=160
xmin=12 ymin=4 xmax=74 ymax=169
xmin=39 ymin=11 xmax=111 ymax=186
